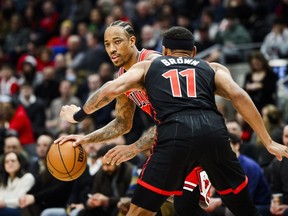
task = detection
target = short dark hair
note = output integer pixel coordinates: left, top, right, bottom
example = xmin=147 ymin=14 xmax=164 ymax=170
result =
xmin=163 ymin=26 xmax=194 ymax=42
xmin=162 ymin=26 xmax=195 ymax=50
xmin=109 ymin=20 xmax=135 ymax=37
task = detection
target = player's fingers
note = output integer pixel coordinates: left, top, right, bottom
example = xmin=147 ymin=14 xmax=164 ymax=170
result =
xmin=115 ymin=157 xmax=125 ymax=166
xmin=110 ymin=153 xmax=122 ymax=165
xmin=54 ymin=136 xmax=67 ymax=144
xmin=104 ymin=149 xmax=118 ymax=163
xmin=104 ymin=148 xmax=116 ymax=159
xmin=58 ymin=136 xmax=76 ymax=144
xmin=73 ymin=140 xmax=82 ymax=147
xmin=275 ymin=153 xmax=283 ymax=161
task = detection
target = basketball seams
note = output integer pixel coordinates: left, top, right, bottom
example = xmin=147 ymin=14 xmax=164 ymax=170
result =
xmin=46 ymin=142 xmax=87 ymax=182
xmin=57 ymin=142 xmax=73 ymax=180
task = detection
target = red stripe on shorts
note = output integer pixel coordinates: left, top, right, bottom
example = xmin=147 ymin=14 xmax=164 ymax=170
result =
xmin=137 ymin=179 xmax=183 ymax=196
xmin=217 ymin=176 xmax=248 ymax=195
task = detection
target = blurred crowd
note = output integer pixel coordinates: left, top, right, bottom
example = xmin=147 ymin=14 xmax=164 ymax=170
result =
xmin=0 ymin=0 xmax=288 ymax=216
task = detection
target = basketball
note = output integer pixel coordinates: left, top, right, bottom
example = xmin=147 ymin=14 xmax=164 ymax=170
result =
xmin=46 ymin=141 xmax=87 ymax=181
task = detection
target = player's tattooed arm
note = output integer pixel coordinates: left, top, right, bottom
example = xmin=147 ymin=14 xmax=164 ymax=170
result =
xmin=83 ymin=82 xmax=113 ymax=113
xmin=104 ymin=125 xmax=157 ymax=166
xmin=85 ymin=94 xmax=136 ymax=143
xmin=134 ymin=125 xmax=156 ymax=151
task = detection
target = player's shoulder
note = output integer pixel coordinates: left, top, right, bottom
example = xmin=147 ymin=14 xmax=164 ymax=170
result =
xmin=139 ymin=48 xmax=162 ymax=61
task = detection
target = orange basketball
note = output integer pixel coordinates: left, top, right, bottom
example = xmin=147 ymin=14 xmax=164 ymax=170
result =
xmin=46 ymin=141 xmax=87 ymax=181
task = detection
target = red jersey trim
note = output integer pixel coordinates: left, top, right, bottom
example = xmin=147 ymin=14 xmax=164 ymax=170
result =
xmin=217 ymin=176 xmax=248 ymax=195
xmin=137 ymin=179 xmax=183 ymax=196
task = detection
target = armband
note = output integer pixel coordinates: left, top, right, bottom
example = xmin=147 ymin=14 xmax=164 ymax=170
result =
xmin=73 ymin=108 xmax=88 ymax=122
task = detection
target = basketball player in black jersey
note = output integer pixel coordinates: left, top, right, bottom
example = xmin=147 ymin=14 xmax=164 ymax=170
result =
xmin=59 ymin=26 xmax=288 ymax=216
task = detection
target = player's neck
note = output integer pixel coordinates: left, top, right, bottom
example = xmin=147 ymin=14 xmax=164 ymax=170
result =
xmin=170 ymin=50 xmax=192 ymax=58
xmin=123 ymin=48 xmax=140 ymax=71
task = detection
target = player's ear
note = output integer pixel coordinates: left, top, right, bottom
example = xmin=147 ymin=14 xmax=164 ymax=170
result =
xmin=129 ymin=35 xmax=136 ymax=46
xmin=162 ymin=46 xmax=168 ymax=56
xmin=192 ymin=46 xmax=197 ymax=57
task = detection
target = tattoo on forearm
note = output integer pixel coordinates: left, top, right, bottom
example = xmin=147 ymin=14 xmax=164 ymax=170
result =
xmin=135 ymin=126 xmax=156 ymax=150
xmin=85 ymin=94 xmax=135 ymax=144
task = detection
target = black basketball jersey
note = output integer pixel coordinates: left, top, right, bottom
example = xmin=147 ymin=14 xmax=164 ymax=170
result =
xmin=145 ymin=56 xmax=220 ymax=123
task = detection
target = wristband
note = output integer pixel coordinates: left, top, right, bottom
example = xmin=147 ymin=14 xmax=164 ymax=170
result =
xmin=73 ymin=108 xmax=88 ymax=122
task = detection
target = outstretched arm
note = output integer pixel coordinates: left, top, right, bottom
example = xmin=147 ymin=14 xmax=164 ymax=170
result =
xmin=56 ymin=61 xmax=150 ymax=146
xmin=211 ymin=62 xmax=288 ymax=160
xmin=104 ymin=126 xmax=157 ymax=165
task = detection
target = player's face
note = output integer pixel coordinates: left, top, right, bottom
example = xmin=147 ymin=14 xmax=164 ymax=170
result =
xmin=104 ymin=26 xmax=136 ymax=67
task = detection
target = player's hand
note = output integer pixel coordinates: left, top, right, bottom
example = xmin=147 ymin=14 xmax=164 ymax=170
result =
xmin=104 ymin=144 xmax=141 ymax=166
xmin=60 ymin=105 xmax=81 ymax=123
xmin=266 ymin=141 xmax=288 ymax=161
xmin=54 ymin=134 xmax=88 ymax=147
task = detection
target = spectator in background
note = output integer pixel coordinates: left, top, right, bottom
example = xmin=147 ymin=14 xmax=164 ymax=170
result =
xmin=0 ymin=95 xmax=36 ymax=157
xmin=215 ymin=10 xmax=252 ymax=63
xmin=18 ymin=55 xmax=43 ymax=88
xmin=46 ymin=19 xmax=73 ymax=57
xmin=275 ymin=0 xmax=288 ymax=26
xmin=243 ymin=51 xmax=278 ymax=113
xmin=61 ymin=0 xmax=92 ymax=26
xmin=64 ymin=35 xmax=84 ymax=70
xmin=28 ymin=134 xmax=52 ymax=179
xmin=140 ymin=25 xmax=162 ymax=52
xmin=18 ymin=83 xmax=46 ymax=139
xmin=0 ymin=134 xmax=30 ymax=169
xmin=22 ymin=4 xmax=39 ymax=36
xmin=176 ymin=11 xmax=194 ymax=34
xmin=111 ymin=5 xmax=130 ymax=23
xmin=36 ymin=47 xmax=55 ymax=73
xmin=131 ymin=0 xmax=155 ymax=35
xmin=260 ymin=17 xmax=288 ymax=60
xmin=19 ymin=144 xmax=74 ymax=216
xmin=194 ymin=24 xmax=220 ymax=62
xmin=3 ymin=13 xmax=30 ymax=65
xmin=249 ymin=2 xmax=273 ymax=43
xmin=16 ymin=40 xmax=40 ymax=74
xmin=46 ymin=79 xmax=81 ymax=136
xmin=194 ymin=8 xmax=219 ymax=42
xmin=225 ymin=0 xmax=254 ymax=29
xmin=76 ymin=22 xmax=89 ymax=51
xmin=88 ymin=8 xmax=106 ymax=37
xmin=0 ymin=64 xmax=19 ymax=96
xmin=226 ymin=119 xmax=258 ymax=162
xmin=251 ymin=104 xmax=284 ymax=180
xmin=71 ymin=31 xmax=111 ymax=74
xmin=77 ymin=144 xmax=135 ymax=216
xmin=0 ymin=152 xmax=35 ymax=216
xmin=207 ymin=0 xmax=226 ymax=23
xmin=53 ymin=54 xmax=67 ymax=82
xmin=34 ymin=66 xmax=60 ymax=107
xmin=38 ymin=0 xmax=60 ymax=43
xmin=269 ymin=124 xmax=288 ymax=216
